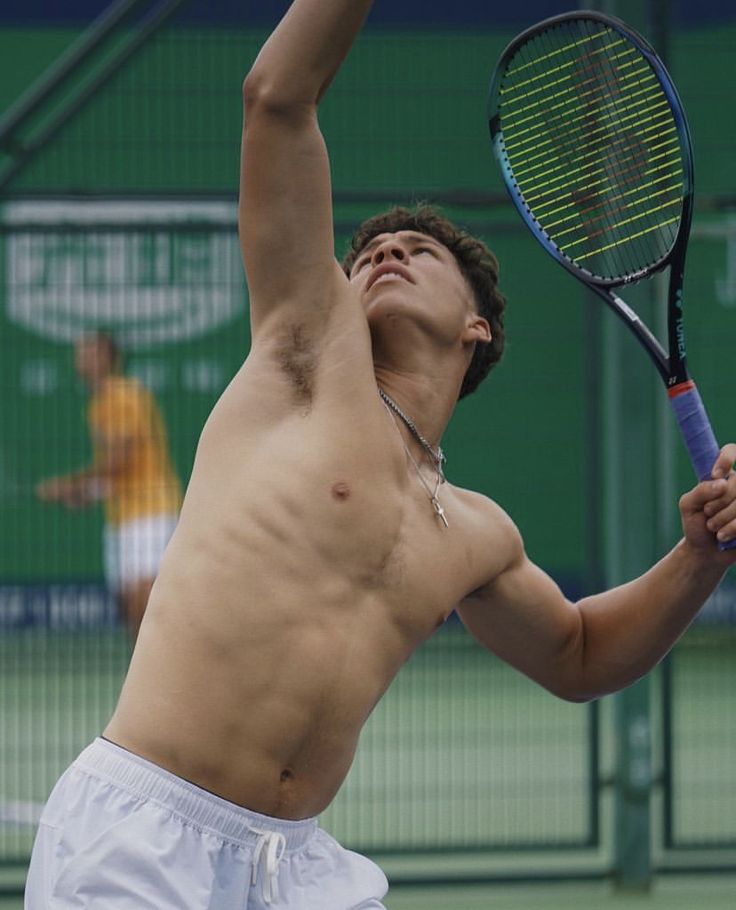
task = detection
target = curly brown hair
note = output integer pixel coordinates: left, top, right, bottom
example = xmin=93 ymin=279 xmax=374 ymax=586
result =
xmin=342 ymin=205 xmax=506 ymax=399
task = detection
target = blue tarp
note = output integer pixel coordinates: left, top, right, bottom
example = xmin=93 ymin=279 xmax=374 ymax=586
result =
xmin=0 ymin=1 xmax=733 ymax=29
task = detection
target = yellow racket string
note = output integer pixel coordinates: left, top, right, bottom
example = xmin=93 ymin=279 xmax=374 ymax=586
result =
xmin=498 ymin=20 xmax=684 ymax=277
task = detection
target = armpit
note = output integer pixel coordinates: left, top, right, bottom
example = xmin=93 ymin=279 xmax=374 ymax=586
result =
xmin=275 ymin=323 xmax=318 ymax=405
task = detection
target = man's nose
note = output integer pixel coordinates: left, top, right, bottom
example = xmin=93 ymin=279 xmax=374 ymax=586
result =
xmin=372 ymin=242 xmax=406 ymax=265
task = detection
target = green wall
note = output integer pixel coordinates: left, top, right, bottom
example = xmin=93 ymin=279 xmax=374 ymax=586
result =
xmin=1 ymin=22 xmax=735 ymax=593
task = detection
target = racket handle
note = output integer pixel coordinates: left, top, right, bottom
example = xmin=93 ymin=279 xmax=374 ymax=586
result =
xmin=668 ymin=381 xmax=736 ymax=552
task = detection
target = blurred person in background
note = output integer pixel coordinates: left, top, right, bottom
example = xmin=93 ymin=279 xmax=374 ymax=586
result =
xmin=36 ymin=331 xmax=182 ymax=642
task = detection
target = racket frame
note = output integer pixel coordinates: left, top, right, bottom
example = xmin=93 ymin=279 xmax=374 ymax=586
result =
xmin=488 ymin=9 xmax=694 ymax=388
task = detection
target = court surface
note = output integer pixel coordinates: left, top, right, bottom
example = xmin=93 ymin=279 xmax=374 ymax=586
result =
xmin=387 ymin=876 xmax=736 ymax=909
xmin=2 ymin=874 xmax=736 ymax=909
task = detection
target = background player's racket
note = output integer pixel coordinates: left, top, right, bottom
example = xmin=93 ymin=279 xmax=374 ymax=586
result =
xmin=488 ymin=10 xmax=734 ymax=550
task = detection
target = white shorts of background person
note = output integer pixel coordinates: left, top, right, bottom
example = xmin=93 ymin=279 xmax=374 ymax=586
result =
xmin=103 ymin=513 xmax=178 ymax=639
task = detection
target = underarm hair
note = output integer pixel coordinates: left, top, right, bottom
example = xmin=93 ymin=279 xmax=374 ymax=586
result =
xmin=275 ymin=323 xmax=318 ymax=405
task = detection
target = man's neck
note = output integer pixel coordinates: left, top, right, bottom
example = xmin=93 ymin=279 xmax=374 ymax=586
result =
xmin=374 ymin=368 xmax=457 ymax=455
xmin=87 ymin=370 xmax=118 ymax=393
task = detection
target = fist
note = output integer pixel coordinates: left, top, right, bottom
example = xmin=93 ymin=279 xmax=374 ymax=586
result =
xmin=679 ymin=444 xmax=736 ymax=557
xmin=35 ymin=477 xmax=68 ymax=502
xmin=35 ymin=477 xmax=87 ymax=509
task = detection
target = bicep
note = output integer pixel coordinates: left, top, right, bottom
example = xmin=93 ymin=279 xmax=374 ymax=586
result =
xmin=238 ymin=86 xmax=345 ymax=335
xmin=457 ymin=547 xmax=585 ymax=700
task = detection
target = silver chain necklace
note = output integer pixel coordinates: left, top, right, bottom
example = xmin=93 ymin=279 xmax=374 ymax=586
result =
xmin=378 ymin=389 xmax=446 ymax=480
xmin=379 ymin=389 xmax=449 ymax=528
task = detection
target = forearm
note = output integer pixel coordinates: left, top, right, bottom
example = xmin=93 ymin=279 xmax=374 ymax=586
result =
xmin=71 ymin=464 xmax=114 ymax=486
xmin=576 ymin=539 xmax=726 ymax=697
xmin=36 ymin=464 xmax=111 ymax=507
xmin=67 ymin=444 xmax=127 ymax=494
xmin=245 ymin=0 xmax=374 ymax=107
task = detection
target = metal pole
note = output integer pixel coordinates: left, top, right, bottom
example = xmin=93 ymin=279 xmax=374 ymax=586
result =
xmin=0 ymin=0 xmax=150 ymax=148
xmin=0 ymin=0 xmax=189 ymax=195
xmin=583 ymin=0 xmax=671 ymax=891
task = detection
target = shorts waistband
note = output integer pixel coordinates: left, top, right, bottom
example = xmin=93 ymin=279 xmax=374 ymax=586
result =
xmin=75 ymin=738 xmax=317 ymax=852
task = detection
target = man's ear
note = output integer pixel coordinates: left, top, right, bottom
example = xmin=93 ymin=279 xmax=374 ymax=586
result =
xmin=463 ymin=314 xmax=492 ymax=345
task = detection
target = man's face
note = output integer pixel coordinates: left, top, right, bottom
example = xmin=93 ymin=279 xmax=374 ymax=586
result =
xmin=74 ymin=336 xmax=113 ymax=385
xmin=349 ymin=230 xmax=476 ymax=335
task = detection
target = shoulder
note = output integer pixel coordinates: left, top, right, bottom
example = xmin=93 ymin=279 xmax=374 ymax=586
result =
xmin=92 ymin=375 xmax=142 ymax=399
xmin=451 ymin=485 xmax=525 ymax=586
xmin=453 ymin=485 xmax=520 ymax=539
xmin=108 ymin=376 xmax=155 ymax=412
xmin=90 ymin=376 xmax=149 ymax=424
xmin=117 ymin=375 xmax=148 ymax=398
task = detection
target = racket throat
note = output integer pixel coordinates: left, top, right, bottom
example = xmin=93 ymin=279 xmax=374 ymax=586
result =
xmin=597 ymin=287 xmax=670 ymax=383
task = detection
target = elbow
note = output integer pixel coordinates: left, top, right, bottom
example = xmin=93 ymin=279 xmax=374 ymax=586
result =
xmin=543 ymin=675 xmax=598 ymax=704
xmin=557 ymin=688 xmax=597 ymax=705
xmin=242 ymin=70 xmax=316 ymax=119
xmin=548 ymin=605 xmax=645 ymax=704
xmin=242 ymin=70 xmax=268 ymax=111
xmin=545 ymin=612 xmax=598 ymax=703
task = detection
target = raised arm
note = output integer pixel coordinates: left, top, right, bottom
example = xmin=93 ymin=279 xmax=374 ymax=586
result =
xmin=239 ymin=1 xmax=374 ymax=337
xmin=458 ymin=448 xmax=736 ymax=702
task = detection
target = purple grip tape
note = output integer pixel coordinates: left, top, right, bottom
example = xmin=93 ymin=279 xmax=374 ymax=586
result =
xmin=669 ymin=383 xmax=720 ymax=481
xmin=669 ymin=382 xmax=736 ymax=552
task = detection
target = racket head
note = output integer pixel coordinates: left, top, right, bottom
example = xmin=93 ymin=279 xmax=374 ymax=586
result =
xmin=488 ymin=10 xmax=694 ymax=289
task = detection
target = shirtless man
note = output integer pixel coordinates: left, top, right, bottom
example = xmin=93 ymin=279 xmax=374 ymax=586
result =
xmin=25 ymin=2 xmax=736 ymax=908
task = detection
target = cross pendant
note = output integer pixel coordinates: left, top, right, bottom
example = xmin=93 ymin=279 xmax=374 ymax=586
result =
xmin=432 ymin=497 xmax=449 ymax=528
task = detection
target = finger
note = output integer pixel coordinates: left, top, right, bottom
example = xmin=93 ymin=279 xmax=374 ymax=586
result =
xmin=705 ymin=497 xmax=736 ymax=535
xmin=711 ymin=443 xmax=736 ymax=479
xmin=714 ymin=512 xmax=736 ymax=544
xmin=703 ymin=470 xmax=736 ymax=516
xmin=680 ymin=478 xmax=729 ymax=516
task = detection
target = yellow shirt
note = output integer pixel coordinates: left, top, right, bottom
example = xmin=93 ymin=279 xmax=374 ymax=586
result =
xmin=88 ymin=376 xmax=182 ymax=527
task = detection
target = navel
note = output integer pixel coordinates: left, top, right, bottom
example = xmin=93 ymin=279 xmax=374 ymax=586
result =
xmin=331 ymin=482 xmax=351 ymax=501
xmin=280 ymin=768 xmax=294 ymax=783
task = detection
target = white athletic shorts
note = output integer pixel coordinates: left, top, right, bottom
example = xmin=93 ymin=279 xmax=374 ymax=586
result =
xmin=103 ymin=513 xmax=178 ymax=593
xmin=24 ymin=738 xmax=388 ymax=910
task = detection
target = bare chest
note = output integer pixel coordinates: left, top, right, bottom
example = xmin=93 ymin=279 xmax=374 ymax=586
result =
xmin=179 ymin=389 xmax=501 ymax=632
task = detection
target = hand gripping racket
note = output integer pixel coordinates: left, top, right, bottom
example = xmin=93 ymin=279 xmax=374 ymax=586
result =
xmin=488 ymin=10 xmax=734 ymax=549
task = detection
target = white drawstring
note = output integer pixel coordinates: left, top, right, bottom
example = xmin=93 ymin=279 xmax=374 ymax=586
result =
xmin=250 ymin=828 xmax=287 ymax=905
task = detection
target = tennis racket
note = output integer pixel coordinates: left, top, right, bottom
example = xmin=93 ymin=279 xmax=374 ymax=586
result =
xmin=488 ymin=10 xmax=734 ymax=550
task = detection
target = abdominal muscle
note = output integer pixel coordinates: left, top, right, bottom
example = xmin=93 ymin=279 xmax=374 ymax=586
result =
xmin=106 ymin=580 xmax=395 ymax=819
